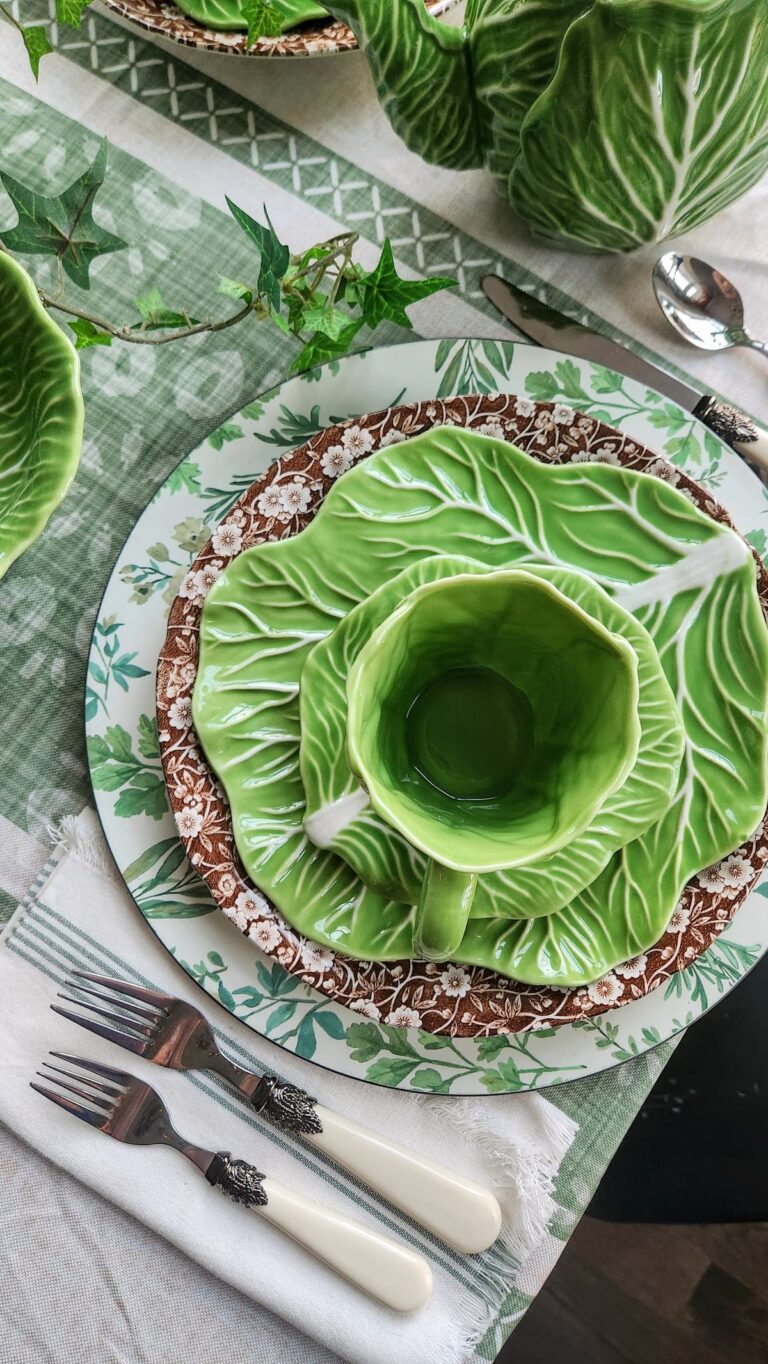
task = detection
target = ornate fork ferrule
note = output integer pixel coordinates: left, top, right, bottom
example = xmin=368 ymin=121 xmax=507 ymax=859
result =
xmin=205 ymin=1152 xmax=269 ymax=1208
xmin=251 ymin=1074 xmax=323 ymax=1137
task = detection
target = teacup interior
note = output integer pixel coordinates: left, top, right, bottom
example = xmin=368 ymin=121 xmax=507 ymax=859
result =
xmin=347 ymin=571 xmax=639 ymax=873
xmin=405 ymin=664 xmax=534 ymax=802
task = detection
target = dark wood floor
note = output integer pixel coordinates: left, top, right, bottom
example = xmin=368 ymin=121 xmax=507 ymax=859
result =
xmin=498 ymin=1217 xmax=768 ymax=1363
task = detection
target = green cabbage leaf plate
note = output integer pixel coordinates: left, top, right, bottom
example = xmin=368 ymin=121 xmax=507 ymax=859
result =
xmin=192 ymin=427 xmax=768 ymax=985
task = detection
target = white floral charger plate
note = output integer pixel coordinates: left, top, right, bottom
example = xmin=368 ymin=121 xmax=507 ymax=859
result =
xmin=86 ymin=337 xmax=768 ymax=1096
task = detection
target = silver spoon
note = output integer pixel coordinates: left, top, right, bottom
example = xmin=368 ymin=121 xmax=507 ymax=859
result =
xmin=653 ymin=253 xmax=768 ymax=362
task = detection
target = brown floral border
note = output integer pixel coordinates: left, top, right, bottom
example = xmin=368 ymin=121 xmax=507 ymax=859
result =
xmin=157 ymin=395 xmax=768 ymax=1036
xmin=101 ymin=0 xmax=455 ymax=59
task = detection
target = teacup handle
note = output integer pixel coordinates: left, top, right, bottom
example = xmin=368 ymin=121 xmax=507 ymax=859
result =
xmin=414 ymin=862 xmax=477 ymax=962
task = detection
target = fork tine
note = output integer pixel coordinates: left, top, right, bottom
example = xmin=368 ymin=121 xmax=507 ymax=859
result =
xmin=49 ymin=1052 xmax=136 ymax=1086
xmin=65 ymin=980 xmax=163 ymax=1024
xmin=72 ymin=970 xmax=171 ymax=1013
xmin=55 ymin=992 xmax=156 ymax=1038
xmin=42 ymin=1061 xmax=123 ymax=1098
xmin=49 ymin=1006 xmax=147 ymax=1056
xmin=30 ymin=1082 xmax=107 ymax=1128
xmin=36 ymin=1069 xmax=114 ymax=1113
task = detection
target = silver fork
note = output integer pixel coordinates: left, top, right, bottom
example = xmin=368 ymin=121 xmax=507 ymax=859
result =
xmin=32 ymin=1052 xmax=432 ymax=1313
xmin=52 ymin=970 xmax=501 ymax=1254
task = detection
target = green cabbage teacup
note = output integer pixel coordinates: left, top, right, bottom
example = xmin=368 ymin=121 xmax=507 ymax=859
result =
xmin=346 ymin=571 xmax=641 ymax=961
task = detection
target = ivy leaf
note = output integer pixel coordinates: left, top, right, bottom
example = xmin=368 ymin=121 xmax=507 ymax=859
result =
xmin=356 ymin=241 xmax=455 ymax=330
xmin=293 ymin=243 xmax=339 ymax=273
xmin=134 ymin=287 xmax=198 ymax=330
xmin=218 ymin=276 xmax=253 ymax=304
xmin=300 ymin=302 xmax=356 ymax=341
xmin=285 ymin=290 xmax=311 ymax=332
xmin=55 ymin=0 xmax=90 ymax=23
xmin=68 ymin=318 xmax=112 ymax=350
xmin=242 ymin=0 xmax=283 ymax=46
xmin=20 ymin=25 xmax=53 ymax=80
xmin=226 ymin=198 xmax=290 ymax=312
xmin=290 ymin=320 xmax=362 ymax=375
xmin=0 ymin=139 xmax=126 ymax=289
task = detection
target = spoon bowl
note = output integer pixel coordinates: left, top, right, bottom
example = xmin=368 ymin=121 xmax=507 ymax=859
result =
xmin=653 ymin=253 xmax=768 ymax=360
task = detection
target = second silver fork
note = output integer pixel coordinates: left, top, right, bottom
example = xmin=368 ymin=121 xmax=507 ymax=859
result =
xmin=53 ymin=970 xmax=501 ymax=1254
xmin=32 ymin=1052 xmax=431 ymax=1312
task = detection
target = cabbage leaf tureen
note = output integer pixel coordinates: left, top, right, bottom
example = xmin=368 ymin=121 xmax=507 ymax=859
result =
xmin=325 ymin=0 xmax=768 ymax=251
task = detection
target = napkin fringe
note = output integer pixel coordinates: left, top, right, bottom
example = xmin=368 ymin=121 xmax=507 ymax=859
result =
xmin=52 ymin=812 xmax=116 ymax=879
xmin=426 ymin=1278 xmax=502 ymax=1364
xmin=414 ymin=1091 xmax=571 ymax=1280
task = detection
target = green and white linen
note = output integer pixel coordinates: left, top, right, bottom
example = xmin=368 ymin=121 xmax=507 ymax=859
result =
xmin=0 ymin=8 xmax=766 ymax=1360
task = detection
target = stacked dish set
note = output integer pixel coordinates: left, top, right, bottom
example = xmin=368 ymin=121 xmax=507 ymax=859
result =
xmin=158 ymin=398 xmax=768 ymax=1044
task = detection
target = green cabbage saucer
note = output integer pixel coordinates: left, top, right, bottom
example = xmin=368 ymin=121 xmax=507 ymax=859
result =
xmin=192 ymin=426 xmax=768 ymax=987
xmin=0 ymin=252 xmax=83 ymax=580
xmin=299 ymin=554 xmax=686 ymax=919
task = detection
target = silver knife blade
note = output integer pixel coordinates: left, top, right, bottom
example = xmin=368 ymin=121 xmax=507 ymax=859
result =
xmin=482 ymin=274 xmax=699 ymax=414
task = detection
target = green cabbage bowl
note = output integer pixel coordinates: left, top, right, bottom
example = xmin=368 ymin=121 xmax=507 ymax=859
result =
xmin=0 ymin=252 xmax=84 ymax=580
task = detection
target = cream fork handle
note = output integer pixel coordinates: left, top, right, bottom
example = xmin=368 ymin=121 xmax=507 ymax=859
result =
xmin=304 ymin=1105 xmax=502 ymax=1254
xmin=207 ymin=1152 xmax=431 ymax=1312
xmin=258 ymin=1178 xmax=432 ymax=1312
